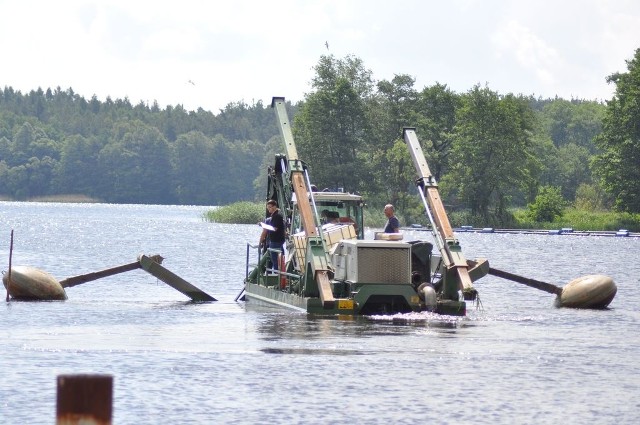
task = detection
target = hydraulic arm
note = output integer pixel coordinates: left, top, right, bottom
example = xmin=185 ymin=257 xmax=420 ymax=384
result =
xmin=271 ymin=97 xmax=335 ymax=308
xmin=403 ymin=127 xmax=476 ymax=300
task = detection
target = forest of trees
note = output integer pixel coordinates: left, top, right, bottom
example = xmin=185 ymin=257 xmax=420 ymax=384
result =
xmin=1 ymin=48 xmax=639 ymax=224
xmin=0 ymin=89 xmax=287 ymax=205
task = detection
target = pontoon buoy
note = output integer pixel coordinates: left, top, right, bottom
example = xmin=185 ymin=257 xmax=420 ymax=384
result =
xmin=3 ymin=266 xmax=67 ymax=301
xmin=488 ymin=267 xmax=617 ymax=309
xmin=557 ymin=274 xmax=617 ymax=309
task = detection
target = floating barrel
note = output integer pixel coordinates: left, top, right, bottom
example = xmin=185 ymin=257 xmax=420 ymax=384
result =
xmin=2 ymin=266 xmax=67 ymax=301
xmin=557 ymin=274 xmax=616 ymax=309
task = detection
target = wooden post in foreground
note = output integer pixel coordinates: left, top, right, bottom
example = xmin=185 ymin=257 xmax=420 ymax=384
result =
xmin=56 ymin=374 xmax=113 ymax=425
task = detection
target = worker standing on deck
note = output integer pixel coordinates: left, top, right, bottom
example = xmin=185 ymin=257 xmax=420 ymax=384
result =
xmin=383 ymin=204 xmax=400 ymax=233
xmin=266 ymin=200 xmax=285 ymax=271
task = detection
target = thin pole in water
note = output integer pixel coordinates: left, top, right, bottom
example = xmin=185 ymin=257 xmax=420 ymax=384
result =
xmin=246 ymin=243 xmax=250 ymax=280
xmin=6 ymin=229 xmax=13 ymax=302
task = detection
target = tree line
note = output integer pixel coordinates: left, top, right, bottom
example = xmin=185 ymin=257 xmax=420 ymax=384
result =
xmin=0 ymin=87 xmax=290 ymax=204
xmin=1 ymin=48 xmax=639 ymax=224
xmin=292 ymin=51 xmax=639 ymax=223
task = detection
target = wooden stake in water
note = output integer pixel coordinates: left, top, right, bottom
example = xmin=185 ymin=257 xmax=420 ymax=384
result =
xmin=56 ymin=374 xmax=113 ymax=425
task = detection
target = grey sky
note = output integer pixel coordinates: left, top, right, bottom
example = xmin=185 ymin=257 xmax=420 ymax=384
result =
xmin=2 ymin=0 xmax=639 ymax=112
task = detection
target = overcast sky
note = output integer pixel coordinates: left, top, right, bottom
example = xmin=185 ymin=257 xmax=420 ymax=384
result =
xmin=2 ymin=0 xmax=639 ymax=113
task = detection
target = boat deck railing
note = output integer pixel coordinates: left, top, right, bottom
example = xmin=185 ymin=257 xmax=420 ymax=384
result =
xmin=245 ymin=243 xmax=302 ymax=292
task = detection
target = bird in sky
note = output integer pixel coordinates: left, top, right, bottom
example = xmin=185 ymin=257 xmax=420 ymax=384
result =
xmin=188 ymin=80 xmax=196 ymax=86
xmin=325 ymin=41 xmax=329 ymax=50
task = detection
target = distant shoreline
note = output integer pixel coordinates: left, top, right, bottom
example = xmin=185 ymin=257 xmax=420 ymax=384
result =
xmin=405 ymin=226 xmax=639 ymax=238
xmin=0 ymin=194 xmax=101 ymax=203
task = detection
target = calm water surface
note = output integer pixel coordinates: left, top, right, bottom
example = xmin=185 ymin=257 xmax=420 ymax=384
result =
xmin=1 ymin=202 xmax=639 ymax=424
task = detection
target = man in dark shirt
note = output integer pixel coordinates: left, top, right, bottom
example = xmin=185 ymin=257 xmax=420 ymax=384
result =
xmin=266 ymin=200 xmax=285 ymax=271
xmin=383 ymin=204 xmax=400 ymax=233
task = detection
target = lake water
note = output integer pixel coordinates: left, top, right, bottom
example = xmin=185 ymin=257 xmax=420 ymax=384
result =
xmin=1 ymin=202 xmax=639 ymax=424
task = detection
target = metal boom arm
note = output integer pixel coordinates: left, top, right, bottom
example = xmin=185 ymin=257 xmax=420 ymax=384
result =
xmin=403 ymin=127 xmax=475 ymax=299
xmin=271 ymin=97 xmax=335 ymax=308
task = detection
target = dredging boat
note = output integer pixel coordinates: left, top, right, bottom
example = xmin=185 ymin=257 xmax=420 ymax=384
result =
xmin=243 ymin=97 xmax=490 ymax=316
xmin=4 ymin=97 xmax=616 ymax=311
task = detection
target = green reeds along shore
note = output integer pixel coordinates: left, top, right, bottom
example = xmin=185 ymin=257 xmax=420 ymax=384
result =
xmin=203 ymin=201 xmax=392 ymax=227
xmin=203 ymin=202 xmax=264 ymax=224
xmin=511 ymin=208 xmax=640 ymax=232
xmin=204 ymin=202 xmax=640 ymax=232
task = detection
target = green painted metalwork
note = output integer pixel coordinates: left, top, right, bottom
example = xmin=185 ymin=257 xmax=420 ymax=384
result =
xmin=243 ymin=100 xmax=488 ymax=317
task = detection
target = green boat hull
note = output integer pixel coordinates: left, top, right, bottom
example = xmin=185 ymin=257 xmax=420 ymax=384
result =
xmin=244 ymin=279 xmax=467 ymax=316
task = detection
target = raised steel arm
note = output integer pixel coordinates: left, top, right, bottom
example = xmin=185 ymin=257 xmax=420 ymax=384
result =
xmin=403 ymin=127 xmax=475 ymax=300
